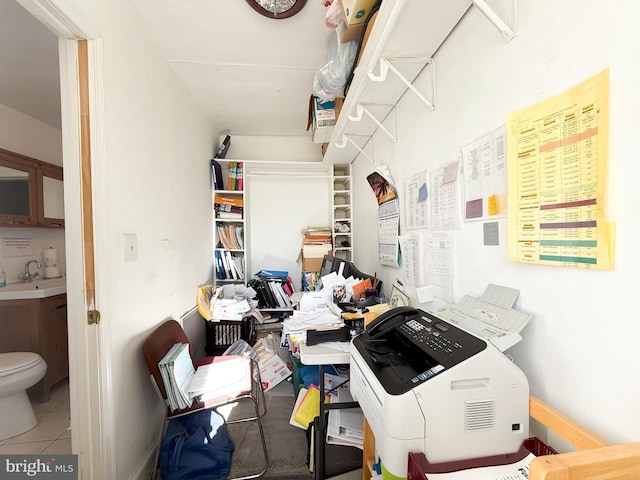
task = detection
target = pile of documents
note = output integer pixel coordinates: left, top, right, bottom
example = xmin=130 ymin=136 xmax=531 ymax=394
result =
xmin=326 ymin=387 xmax=364 ymax=449
xmin=289 ymin=385 xmax=331 ymax=429
xmin=197 ymin=284 xmax=251 ymax=321
xmin=158 ymin=343 xmax=195 ymax=411
xmin=186 ymin=356 xmax=251 ymax=403
xmin=158 ymin=343 xmax=252 ymax=411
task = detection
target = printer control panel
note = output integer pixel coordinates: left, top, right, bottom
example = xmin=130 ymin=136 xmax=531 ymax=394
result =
xmin=394 ymin=311 xmax=487 ymax=386
xmin=353 ymin=308 xmax=488 ymax=395
xmin=398 ymin=317 xmax=463 ymax=355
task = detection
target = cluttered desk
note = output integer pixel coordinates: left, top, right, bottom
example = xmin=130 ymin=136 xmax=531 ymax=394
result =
xmin=281 ymin=255 xmax=390 ymax=480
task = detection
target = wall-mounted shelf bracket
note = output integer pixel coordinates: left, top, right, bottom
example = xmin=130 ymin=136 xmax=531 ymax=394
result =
xmin=368 ymin=56 xmax=435 ymax=111
xmin=347 ymin=103 xmax=398 ymax=143
xmin=471 ymin=0 xmax=517 ymax=42
xmin=335 ymin=134 xmax=375 ymax=163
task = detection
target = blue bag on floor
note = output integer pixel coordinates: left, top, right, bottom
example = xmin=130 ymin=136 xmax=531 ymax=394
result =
xmin=159 ymin=409 xmax=234 ymax=480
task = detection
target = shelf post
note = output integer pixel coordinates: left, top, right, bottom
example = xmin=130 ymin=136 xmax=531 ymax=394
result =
xmin=368 ymin=57 xmax=435 ymax=111
xmin=471 ymin=0 xmax=517 ymax=42
xmin=335 ymin=134 xmax=375 ymax=163
xmin=347 ymin=104 xmax=398 ymax=143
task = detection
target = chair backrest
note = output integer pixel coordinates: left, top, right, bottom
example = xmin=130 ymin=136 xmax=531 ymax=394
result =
xmin=142 ymin=319 xmax=194 ymax=400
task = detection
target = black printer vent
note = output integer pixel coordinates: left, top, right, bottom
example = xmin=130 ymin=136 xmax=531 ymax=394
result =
xmin=464 ymin=399 xmax=495 ymax=431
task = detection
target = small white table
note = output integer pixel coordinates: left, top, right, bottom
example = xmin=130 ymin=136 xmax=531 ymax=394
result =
xmin=299 ymin=341 xmax=351 ymax=365
xmin=299 ymin=340 xmax=359 ymax=480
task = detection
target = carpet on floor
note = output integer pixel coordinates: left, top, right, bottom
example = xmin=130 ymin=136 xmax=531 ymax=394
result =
xmin=226 ymin=380 xmax=313 ymax=480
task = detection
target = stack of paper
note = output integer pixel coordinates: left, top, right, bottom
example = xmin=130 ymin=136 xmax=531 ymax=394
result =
xmin=326 ymin=387 xmax=364 ymax=449
xmin=187 ymin=356 xmax=251 ymax=403
xmin=289 ymin=385 xmax=331 ymax=430
xmin=158 ymin=343 xmax=195 ymax=411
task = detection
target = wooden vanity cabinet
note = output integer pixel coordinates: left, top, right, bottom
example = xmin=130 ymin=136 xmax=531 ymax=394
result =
xmin=0 ymin=294 xmax=69 ymax=401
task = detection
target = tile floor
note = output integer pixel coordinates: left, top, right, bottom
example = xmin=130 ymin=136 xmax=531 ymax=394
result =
xmin=0 ymin=379 xmax=71 ymax=454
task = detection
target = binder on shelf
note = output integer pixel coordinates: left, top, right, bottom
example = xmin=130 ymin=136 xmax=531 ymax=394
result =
xmin=214 ymin=135 xmax=231 ymax=159
xmin=227 ymin=161 xmax=237 ymax=190
xmin=215 ymin=195 xmax=244 ymax=208
xmin=236 ymin=161 xmax=244 ymax=190
xmin=210 ymin=159 xmax=224 ymax=190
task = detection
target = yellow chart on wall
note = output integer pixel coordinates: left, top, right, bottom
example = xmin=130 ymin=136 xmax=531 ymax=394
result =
xmin=507 ymin=69 xmax=615 ymax=270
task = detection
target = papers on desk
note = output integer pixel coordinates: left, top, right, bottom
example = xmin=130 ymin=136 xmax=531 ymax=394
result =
xmin=326 ymin=387 xmax=364 ymax=450
xmin=282 ymin=310 xmax=344 ymax=345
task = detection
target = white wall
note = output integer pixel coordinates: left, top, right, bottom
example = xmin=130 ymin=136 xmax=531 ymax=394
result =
xmin=248 ymin=172 xmax=331 ymax=291
xmin=0 ymin=104 xmax=65 ymax=283
xmin=351 ymin=0 xmax=640 ymax=450
xmin=224 ymin=134 xmax=323 ymax=162
xmin=91 ymin=1 xmax=216 ymax=478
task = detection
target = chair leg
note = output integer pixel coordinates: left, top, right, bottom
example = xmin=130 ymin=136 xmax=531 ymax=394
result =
xmin=151 ymin=416 xmax=169 ymax=480
xmin=254 ymin=363 xmax=267 ymax=418
xmin=228 ymin=392 xmax=269 ymax=480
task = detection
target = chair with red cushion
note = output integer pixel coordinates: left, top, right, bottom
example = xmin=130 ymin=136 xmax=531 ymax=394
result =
xmin=142 ymin=319 xmax=268 ymax=480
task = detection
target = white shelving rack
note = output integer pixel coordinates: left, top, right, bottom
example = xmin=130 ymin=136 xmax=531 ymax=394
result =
xmin=332 ymin=164 xmax=353 ymax=261
xmin=212 ymin=159 xmax=247 ymax=287
xmin=322 ymin=0 xmax=516 ymax=165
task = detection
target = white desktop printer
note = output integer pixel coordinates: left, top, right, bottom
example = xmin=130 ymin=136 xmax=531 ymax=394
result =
xmin=350 ymin=285 xmax=532 ymax=479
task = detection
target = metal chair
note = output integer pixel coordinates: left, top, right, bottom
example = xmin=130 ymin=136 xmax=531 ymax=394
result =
xmin=142 ymin=319 xmax=268 ymax=480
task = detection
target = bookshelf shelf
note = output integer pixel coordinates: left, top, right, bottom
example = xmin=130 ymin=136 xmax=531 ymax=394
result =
xmin=332 ymin=164 xmax=353 ymax=261
xmin=211 ymin=159 xmax=247 ymax=286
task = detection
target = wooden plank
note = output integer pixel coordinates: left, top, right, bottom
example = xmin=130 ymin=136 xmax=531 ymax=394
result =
xmin=529 ymin=396 xmax=608 ymax=451
xmin=530 ymin=442 xmax=640 ymax=480
xmin=362 ymin=417 xmax=375 ymax=480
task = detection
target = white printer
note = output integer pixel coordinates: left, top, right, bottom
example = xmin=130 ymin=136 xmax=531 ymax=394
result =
xmin=350 ymin=285 xmax=532 ymax=479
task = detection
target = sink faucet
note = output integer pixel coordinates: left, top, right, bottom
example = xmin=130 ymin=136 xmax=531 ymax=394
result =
xmin=21 ymin=260 xmax=42 ymax=283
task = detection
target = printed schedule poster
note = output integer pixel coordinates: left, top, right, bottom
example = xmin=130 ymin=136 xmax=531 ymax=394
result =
xmin=506 ymin=69 xmax=614 ymax=270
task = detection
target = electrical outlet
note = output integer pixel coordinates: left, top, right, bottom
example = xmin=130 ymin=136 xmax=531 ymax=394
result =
xmin=124 ymin=233 xmax=137 ymax=263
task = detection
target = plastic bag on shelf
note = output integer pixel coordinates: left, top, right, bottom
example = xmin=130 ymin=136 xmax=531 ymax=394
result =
xmin=323 ymin=0 xmax=342 ymax=29
xmin=313 ymin=24 xmax=358 ymax=102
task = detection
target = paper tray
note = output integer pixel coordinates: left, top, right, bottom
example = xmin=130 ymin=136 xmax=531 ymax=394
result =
xmin=407 ymin=438 xmax=556 ymax=479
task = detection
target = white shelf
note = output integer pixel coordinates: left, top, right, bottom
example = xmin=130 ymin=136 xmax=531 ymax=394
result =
xmin=331 ymin=164 xmax=353 ymax=261
xmin=323 ymin=0 xmax=473 ymax=164
xmin=212 ymin=159 xmax=247 ymax=285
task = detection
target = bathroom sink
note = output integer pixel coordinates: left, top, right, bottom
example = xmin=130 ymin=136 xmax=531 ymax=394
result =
xmin=0 ymin=277 xmax=66 ymax=300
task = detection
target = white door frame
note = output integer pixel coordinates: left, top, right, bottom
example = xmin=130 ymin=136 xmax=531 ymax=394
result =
xmin=16 ymin=1 xmax=115 ymax=478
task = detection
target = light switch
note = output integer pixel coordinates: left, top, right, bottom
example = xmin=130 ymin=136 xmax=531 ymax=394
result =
xmin=124 ymin=233 xmax=137 ymax=263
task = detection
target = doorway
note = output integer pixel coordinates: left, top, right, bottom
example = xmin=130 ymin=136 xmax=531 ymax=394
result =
xmin=1 ymin=0 xmax=112 ymax=477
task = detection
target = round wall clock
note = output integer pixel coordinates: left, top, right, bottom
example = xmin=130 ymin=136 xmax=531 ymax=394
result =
xmin=245 ymin=0 xmax=307 ymax=19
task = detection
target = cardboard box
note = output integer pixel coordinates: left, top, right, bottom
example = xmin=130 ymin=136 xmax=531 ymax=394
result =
xmin=308 ymin=96 xmax=345 ymax=144
xmin=340 ymin=0 xmax=378 ymax=25
xmin=341 ymin=22 xmax=364 ymax=43
xmin=254 ymin=335 xmax=292 ymax=392
xmin=300 ymin=243 xmax=333 ymax=272
xmin=311 ymin=96 xmax=337 ymax=144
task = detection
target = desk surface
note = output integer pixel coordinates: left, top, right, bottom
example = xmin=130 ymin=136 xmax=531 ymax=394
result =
xmin=299 ymin=341 xmax=351 ymax=365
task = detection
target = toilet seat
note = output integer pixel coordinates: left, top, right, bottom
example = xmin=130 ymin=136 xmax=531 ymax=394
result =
xmin=0 ymin=352 xmax=44 ymax=377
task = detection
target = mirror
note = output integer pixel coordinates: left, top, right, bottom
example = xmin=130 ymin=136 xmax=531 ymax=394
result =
xmin=0 ymin=162 xmax=35 ymax=222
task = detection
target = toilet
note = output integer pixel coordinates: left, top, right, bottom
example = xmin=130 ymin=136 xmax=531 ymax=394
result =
xmin=0 ymin=352 xmax=47 ymax=440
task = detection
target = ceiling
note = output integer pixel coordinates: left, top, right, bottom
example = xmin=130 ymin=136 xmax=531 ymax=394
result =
xmin=0 ymin=0 xmax=335 ymax=137
xmin=0 ymin=0 xmax=61 ymax=129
